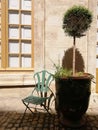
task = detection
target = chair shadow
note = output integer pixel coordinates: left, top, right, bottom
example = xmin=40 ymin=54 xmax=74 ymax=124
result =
xmin=0 ymin=110 xmax=98 ymax=130
xmin=62 ymin=47 xmax=85 ymax=72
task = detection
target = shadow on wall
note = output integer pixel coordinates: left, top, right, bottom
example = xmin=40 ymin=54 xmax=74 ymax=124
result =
xmin=62 ymin=47 xmax=85 ymax=72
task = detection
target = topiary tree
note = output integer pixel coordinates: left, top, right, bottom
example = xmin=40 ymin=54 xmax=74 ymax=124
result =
xmin=62 ymin=5 xmax=92 ymax=76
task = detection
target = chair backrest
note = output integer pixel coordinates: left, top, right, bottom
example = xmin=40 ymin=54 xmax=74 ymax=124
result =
xmin=33 ymin=70 xmax=54 ymax=93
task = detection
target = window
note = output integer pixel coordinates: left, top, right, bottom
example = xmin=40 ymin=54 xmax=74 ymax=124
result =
xmin=0 ymin=0 xmax=34 ymax=71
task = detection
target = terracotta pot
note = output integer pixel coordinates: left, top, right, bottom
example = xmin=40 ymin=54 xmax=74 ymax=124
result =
xmin=55 ymin=76 xmax=91 ymax=122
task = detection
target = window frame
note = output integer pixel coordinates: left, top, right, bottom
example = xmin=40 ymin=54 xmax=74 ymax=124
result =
xmin=0 ymin=0 xmax=34 ymax=71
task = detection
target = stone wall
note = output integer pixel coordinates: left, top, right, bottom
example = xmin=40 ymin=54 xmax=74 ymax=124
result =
xmin=34 ymin=0 xmax=96 ymax=75
xmin=0 ymin=0 xmax=97 ymax=112
xmin=0 ymin=0 xmax=97 ymax=91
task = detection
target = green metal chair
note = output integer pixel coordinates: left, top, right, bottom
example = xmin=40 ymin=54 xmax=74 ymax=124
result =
xmin=21 ymin=70 xmax=55 ymax=122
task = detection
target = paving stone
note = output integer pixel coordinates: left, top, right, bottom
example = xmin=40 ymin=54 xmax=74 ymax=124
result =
xmin=17 ymin=128 xmax=23 ymax=130
xmin=0 ymin=105 xmax=98 ymax=130
xmin=10 ymin=128 xmax=16 ymax=130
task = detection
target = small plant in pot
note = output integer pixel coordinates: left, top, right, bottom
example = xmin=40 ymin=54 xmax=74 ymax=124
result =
xmin=54 ymin=5 xmax=93 ymax=127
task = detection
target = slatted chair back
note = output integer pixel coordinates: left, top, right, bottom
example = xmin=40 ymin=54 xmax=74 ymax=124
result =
xmin=33 ymin=70 xmax=54 ymax=98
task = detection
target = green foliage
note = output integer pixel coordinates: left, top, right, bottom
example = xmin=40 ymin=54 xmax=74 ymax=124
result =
xmin=53 ymin=63 xmax=94 ymax=79
xmin=54 ymin=64 xmax=72 ymax=78
xmin=62 ymin=5 xmax=92 ymax=38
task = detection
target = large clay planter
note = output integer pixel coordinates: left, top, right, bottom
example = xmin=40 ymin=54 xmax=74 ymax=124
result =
xmin=55 ymin=76 xmax=92 ymax=127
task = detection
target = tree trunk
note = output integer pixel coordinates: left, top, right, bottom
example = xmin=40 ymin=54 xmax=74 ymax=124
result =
xmin=73 ymin=36 xmax=76 ymax=76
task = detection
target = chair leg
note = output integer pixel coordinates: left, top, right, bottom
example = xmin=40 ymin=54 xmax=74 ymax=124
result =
xmin=19 ymin=103 xmax=28 ymax=127
xmin=23 ymin=101 xmax=34 ymax=114
xmin=41 ymin=104 xmax=51 ymax=115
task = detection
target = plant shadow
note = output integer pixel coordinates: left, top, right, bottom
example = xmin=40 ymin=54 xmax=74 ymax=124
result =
xmin=62 ymin=47 xmax=85 ymax=72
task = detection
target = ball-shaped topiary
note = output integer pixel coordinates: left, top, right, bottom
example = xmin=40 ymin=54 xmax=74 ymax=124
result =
xmin=62 ymin=5 xmax=92 ymax=38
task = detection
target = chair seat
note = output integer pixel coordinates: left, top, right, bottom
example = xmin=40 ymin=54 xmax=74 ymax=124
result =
xmin=23 ymin=95 xmax=49 ymax=105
